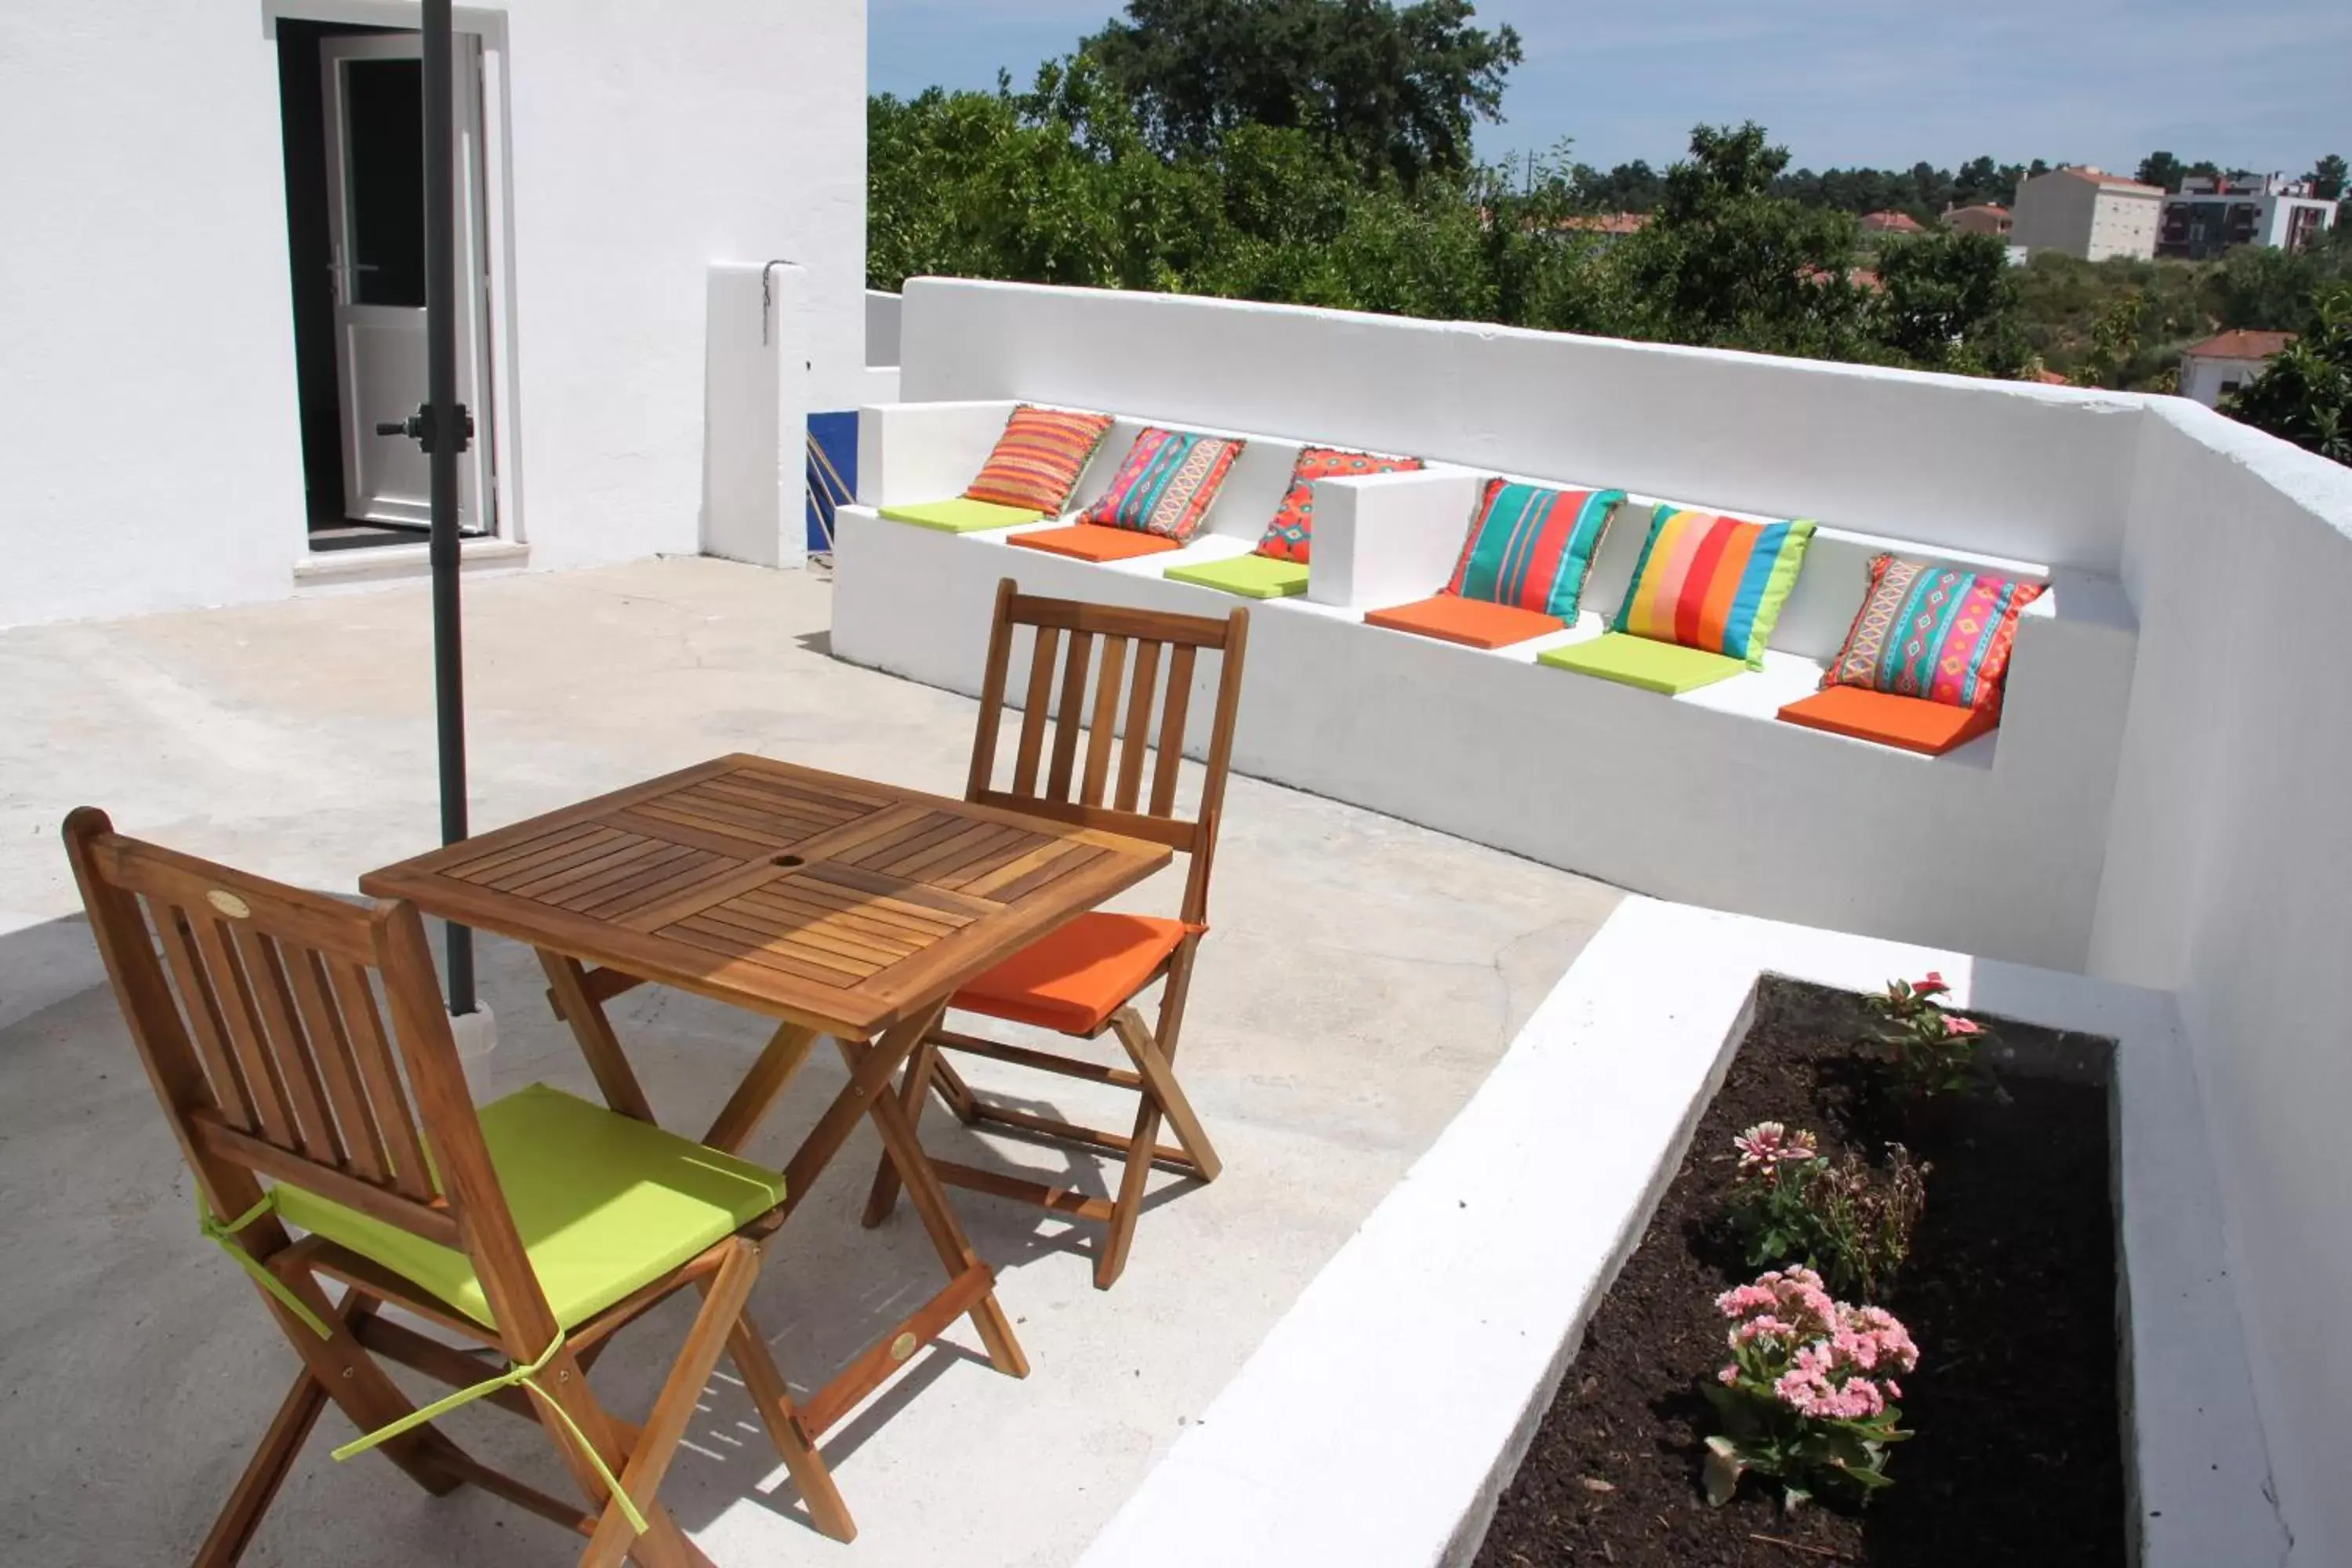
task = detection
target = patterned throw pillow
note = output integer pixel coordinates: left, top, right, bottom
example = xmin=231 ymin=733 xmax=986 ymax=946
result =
xmin=1254 ymin=446 xmax=1425 ymax=564
xmin=964 ymin=405 xmax=1116 ymax=514
xmin=1613 ymin=505 xmax=1817 ymax=667
xmin=1443 ymin=480 xmax=1626 ymax=620
xmin=1821 ymin=554 xmax=2046 ymax=714
xmin=1079 ymin=427 xmax=1245 ymax=543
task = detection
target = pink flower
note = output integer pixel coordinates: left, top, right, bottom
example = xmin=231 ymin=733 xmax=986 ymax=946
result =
xmin=1941 ymin=1015 xmax=1983 ymax=1036
xmin=1716 ymin=1269 xmax=1917 ymax=1427
xmin=1915 ymin=971 xmax=1949 ymax=997
xmin=1733 ymin=1122 xmax=1818 ymax=1176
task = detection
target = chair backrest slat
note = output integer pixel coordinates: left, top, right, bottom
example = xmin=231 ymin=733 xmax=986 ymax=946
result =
xmin=1045 ymin=629 xmax=1094 ymax=802
xmin=1080 ymin=634 xmax=1130 ymax=808
xmin=188 ymin=911 xmax=301 ymax=1148
xmin=326 ymin=954 xmax=436 ymax=1201
xmin=285 ymin=944 xmax=393 ymax=1184
xmin=231 ymin=922 xmax=347 ymax=1166
xmin=1150 ymin=645 xmax=1196 ymax=819
xmin=1115 ymin=640 xmax=1163 ymax=812
xmin=153 ymin=903 xmax=256 ymax=1129
xmin=1012 ymin=623 xmax=1062 ymax=797
xmin=61 ymin=810 xmax=554 ymax=1355
xmin=966 ymin=579 xmax=1248 ymax=928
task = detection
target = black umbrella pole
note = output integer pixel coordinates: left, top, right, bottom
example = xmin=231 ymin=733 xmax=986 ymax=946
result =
xmin=423 ymin=0 xmax=474 ymax=1014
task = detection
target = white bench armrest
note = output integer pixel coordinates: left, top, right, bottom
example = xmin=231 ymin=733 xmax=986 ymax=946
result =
xmin=855 ymin=400 xmax=1017 ymax=507
xmin=1306 ymin=470 xmax=1483 ymax=611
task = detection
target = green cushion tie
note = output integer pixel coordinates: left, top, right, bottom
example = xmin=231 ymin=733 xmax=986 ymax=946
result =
xmin=197 ymin=1190 xmax=334 ymax=1341
xmin=329 ymin=1327 xmax=649 ymax=1537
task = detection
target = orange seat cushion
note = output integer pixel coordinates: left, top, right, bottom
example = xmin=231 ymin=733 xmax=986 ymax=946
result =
xmin=1363 ymin=594 xmax=1565 ymax=650
xmin=953 ymin=913 xmax=1189 ymax=1035
xmin=1778 ymin=687 xmax=1999 ymax=756
xmin=1007 ymin=524 xmax=1185 ymax=564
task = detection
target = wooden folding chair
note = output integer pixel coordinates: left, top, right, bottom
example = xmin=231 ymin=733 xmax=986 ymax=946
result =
xmin=62 ymin=808 xmax=856 ymax=1567
xmin=862 ymin=579 xmax=1249 ymax=1288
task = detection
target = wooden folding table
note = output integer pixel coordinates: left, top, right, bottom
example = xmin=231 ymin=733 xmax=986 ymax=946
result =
xmin=359 ymin=752 xmax=1171 ymax=1438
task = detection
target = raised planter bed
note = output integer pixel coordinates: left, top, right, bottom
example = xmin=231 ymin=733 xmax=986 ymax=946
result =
xmin=1075 ymin=902 xmax=2282 ymax=1568
xmin=1476 ymin=977 xmax=2122 ymax=1567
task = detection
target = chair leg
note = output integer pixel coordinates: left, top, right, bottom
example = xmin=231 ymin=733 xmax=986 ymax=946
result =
xmin=719 ymin=1306 xmax=856 ymax=1542
xmin=926 ymin=1047 xmax=982 ymax=1123
xmin=193 ymin=1365 xmax=328 ymax=1568
xmin=860 ymin=1037 xmax=941 ymax=1228
xmin=577 ymin=1239 xmax=762 ymax=1568
xmin=264 ymin=1279 xmax=468 ymax=1498
xmin=1107 ymin=1006 xmax=1221 ymax=1181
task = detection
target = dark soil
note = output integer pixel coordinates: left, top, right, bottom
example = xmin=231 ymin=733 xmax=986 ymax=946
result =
xmin=1475 ymin=977 xmax=2122 ymax=1567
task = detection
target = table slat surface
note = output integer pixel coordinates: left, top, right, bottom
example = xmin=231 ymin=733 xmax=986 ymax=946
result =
xmin=359 ymin=754 xmax=1171 ymax=1036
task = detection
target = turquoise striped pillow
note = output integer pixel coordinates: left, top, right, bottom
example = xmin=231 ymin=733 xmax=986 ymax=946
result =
xmin=1080 ymin=428 xmax=1244 ymax=543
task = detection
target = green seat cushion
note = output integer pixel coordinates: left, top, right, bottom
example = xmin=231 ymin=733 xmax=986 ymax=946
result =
xmin=274 ymin=1083 xmax=786 ymax=1330
xmin=878 ymin=498 xmax=1045 ymax=533
xmin=1538 ymin=633 xmax=1748 ymax=695
xmin=1164 ymin=554 xmax=1311 ymax=599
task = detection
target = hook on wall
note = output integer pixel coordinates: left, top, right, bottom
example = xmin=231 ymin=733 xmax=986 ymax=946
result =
xmin=760 ymin=259 xmax=797 ymax=347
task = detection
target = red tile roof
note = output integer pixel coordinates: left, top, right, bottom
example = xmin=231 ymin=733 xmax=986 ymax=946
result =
xmin=2183 ymin=329 xmax=2296 ymax=360
xmin=1558 ymin=212 xmax=1650 ymax=235
xmin=1860 ymin=211 xmax=1925 ymax=234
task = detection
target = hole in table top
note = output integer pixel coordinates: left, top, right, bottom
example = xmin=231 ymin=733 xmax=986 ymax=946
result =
xmin=770 ymin=853 xmax=805 ymax=869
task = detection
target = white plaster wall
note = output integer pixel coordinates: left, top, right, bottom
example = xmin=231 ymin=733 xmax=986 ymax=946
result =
xmin=833 ymin=506 xmax=2135 ymax=969
xmin=2087 ymin=189 xmax=2161 ymax=262
xmin=866 ymin=289 xmax=902 ymax=368
xmin=898 ymin=279 xmax=2143 ymax=574
xmin=0 ymin=5 xmax=304 ymax=629
xmin=2177 ymin=357 xmax=2267 ymax=408
xmin=2089 ymin=401 xmax=2352 ymax=1566
xmin=0 ymin=1 xmax=868 ymax=629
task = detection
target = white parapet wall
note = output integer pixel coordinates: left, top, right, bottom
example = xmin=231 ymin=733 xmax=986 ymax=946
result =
xmin=844 ymin=280 xmax=2352 ymax=1562
xmin=2088 ymin=400 xmax=2352 ymax=1566
xmin=834 ymin=285 xmax=2142 ymax=971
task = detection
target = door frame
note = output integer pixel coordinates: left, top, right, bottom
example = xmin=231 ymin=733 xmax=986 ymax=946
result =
xmin=267 ymin=0 xmax=526 ymax=546
xmin=320 ymin=30 xmax=493 ymax=531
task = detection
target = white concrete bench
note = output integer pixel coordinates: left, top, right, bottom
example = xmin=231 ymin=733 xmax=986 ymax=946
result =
xmin=837 ymin=399 xmax=2139 ymax=967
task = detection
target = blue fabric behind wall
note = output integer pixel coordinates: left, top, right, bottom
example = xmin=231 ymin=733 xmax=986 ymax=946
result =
xmin=808 ymin=411 xmax=858 ymax=550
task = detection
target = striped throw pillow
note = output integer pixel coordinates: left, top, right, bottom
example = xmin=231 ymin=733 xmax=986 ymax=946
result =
xmin=1080 ymin=427 xmax=1244 ymax=543
xmin=1254 ymin=446 xmax=1424 ymax=564
xmin=1444 ymin=480 xmax=1626 ymax=620
xmin=1614 ymin=506 xmax=1817 ymax=667
xmin=1822 ymin=554 xmax=2046 ymax=714
xmin=964 ymin=405 xmax=1116 ymax=514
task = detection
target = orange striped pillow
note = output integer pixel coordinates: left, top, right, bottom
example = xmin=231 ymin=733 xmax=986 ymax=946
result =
xmin=964 ymin=405 xmax=1116 ymax=514
xmin=1612 ymin=506 xmax=1817 ymax=667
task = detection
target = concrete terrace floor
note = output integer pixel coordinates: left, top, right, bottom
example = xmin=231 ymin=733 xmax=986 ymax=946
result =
xmin=0 ymin=557 xmax=1621 ymax=1567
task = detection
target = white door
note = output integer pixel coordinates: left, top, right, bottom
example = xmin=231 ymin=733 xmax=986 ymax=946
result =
xmin=321 ymin=34 xmax=495 ymax=532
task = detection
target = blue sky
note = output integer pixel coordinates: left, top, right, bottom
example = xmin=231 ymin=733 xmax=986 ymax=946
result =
xmin=867 ymin=0 xmax=2352 ymax=177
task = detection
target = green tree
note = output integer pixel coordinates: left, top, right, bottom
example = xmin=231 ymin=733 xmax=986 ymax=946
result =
xmin=2310 ymin=154 xmax=2348 ymax=201
xmin=1951 ymin=155 xmax=2005 ymax=206
xmin=2136 ymin=151 xmax=2187 ymax=191
xmin=2223 ymin=282 xmax=2352 ymax=463
xmin=1083 ymin=0 xmax=1522 ymax=187
xmin=1871 ymin=230 xmax=2028 ymax=374
xmin=2214 ymin=235 xmax=2351 ymax=331
xmin=1611 ymin=122 xmax=1871 ymax=358
xmin=2070 ymin=292 xmax=2145 ymax=389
